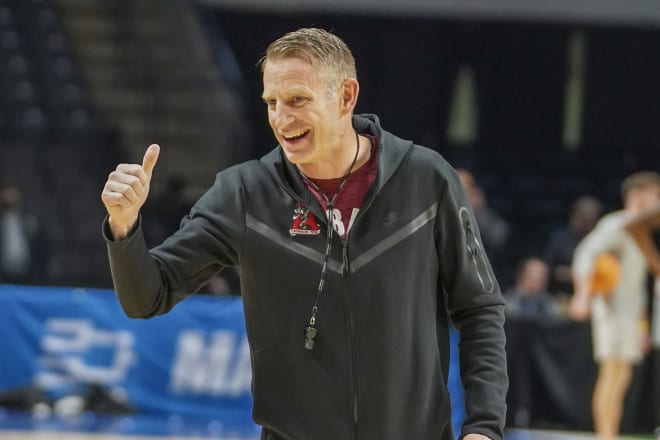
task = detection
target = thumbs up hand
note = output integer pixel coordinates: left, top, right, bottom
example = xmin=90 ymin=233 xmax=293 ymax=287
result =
xmin=102 ymin=144 xmax=160 ymax=240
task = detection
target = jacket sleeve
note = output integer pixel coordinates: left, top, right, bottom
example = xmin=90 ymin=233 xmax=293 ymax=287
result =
xmin=435 ymin=162 xmax=508 ymax=440
xmin=104 ymin=170 xmax=245 ymax=319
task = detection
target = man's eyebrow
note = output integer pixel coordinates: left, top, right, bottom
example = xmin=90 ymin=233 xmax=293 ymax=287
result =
xmin=261 ymin=84 xmax=311 ymax=100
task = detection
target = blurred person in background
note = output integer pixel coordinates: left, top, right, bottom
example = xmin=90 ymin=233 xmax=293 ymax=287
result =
xmin=0 ymin=181 xmax=48 ymax=284
xmin=504 ymin=257 xmax=561 ymax=319
xmin=624 ymin=200 xmax=660 ymax=435
xmin=569 ymin=171 xmax=660 ymax=440
xmin=544 ymin=195 xmax=602 ymax=296
xmin=101 ymin=28 xmax=507 ymax=440
xmin=457 ymin=168 xmax=510 ymax=279
xmin=504 ymin=256 xmax=561 ymax=428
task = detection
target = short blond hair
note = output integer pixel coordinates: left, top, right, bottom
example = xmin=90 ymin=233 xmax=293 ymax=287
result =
xmin=621 ymin=171 xmax=660 ymax=201
xmin=259 ymin=28 xmax=357 ymax=89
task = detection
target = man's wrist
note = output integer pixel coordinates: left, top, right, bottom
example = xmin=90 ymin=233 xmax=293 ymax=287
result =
xmin=108 ymin=216 xmax=137 ymax=241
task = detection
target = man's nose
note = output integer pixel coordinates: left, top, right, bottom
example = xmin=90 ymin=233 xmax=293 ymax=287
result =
xmin=272 ymin=105 xmax=294 ymax=127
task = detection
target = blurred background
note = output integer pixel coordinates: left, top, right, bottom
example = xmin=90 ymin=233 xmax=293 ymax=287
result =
xmin=1 ymin=0 xmax=659 ymax=438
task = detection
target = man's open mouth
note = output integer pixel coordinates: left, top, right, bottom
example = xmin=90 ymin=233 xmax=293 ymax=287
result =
xmin=283 ymin=129 xmax=310 ymax=141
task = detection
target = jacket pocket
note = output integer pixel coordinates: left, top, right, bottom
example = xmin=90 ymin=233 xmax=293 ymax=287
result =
xmin=459 ymin=207 xmax=495 ymax=293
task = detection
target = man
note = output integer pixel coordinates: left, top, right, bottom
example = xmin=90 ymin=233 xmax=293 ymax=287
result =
xmin=0 ymin=181 xmax=48 ymax=283
xmin=504 ymin=257 xmax=560 ymax=319
xmin=503 ymin=256 xmax=560 ymax=428
xmin=544 ymin=195 xmax=602 ymax=295
xmin=625 ymin=201 xmax=660 ymax=437
xmin=102 ymin=28 xmax=507 ymax=440
xmin=569 ymin=171 xmax=660 ymax=440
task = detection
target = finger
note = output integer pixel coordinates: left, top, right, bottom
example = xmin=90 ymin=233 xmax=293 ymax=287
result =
xmin=105 ymin=181 xmax=140 ymax=204
xmin=109 ymin=171 xmax=147 ymax=196
xmin=142 ymin=144 xmax=160 ymax=176
xmin=102 ymin=189 xmax=133 ymax=209
xmin=114 ymin=165 xmax=149 ymax=187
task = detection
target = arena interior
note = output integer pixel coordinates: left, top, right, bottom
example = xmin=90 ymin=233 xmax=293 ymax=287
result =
xmin=1 ymin=0 xmax=660 ymax=439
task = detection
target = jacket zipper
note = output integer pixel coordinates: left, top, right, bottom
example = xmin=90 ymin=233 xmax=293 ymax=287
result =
xmin=280 ymin=142 xmax=383 ymax=439
xmin=282 ymin=182 xmax=361 ymax=438
xmin=341 ymin=237 xmax=359 ymax=440
xmin=339 ymin=147 xmax=382 ymax=440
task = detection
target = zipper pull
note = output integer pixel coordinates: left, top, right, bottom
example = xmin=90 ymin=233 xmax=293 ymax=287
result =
xmin=342 ymin=242 xmax=350 ymax=276
xmin=465 ymin=224 xmax=478 ymax=258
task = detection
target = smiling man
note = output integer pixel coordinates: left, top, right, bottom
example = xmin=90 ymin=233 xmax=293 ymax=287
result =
xmin=102 ymin=28 xmax=507 ymax=440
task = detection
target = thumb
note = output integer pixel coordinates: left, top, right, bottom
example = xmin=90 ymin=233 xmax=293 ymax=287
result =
xmin=142 ymin=144 xmax=160 ymax=176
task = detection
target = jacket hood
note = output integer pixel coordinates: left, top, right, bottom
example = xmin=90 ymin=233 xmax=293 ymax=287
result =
xmin=260 ymin=113 xmax=413 ymax=203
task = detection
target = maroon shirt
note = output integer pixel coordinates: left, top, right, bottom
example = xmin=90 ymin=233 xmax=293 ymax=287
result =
xmin=305 ymin=137 xmax=378 ymax=238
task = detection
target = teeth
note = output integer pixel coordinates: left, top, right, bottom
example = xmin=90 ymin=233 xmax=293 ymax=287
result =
xmin=284 ymin=130 xmax=309 ymax=140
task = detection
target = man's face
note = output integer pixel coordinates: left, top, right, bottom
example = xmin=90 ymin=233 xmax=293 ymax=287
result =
xmin=519 ymin=259 xmax=549 ymax=295
xmin=262 ymin=56 xmax=343 ymax=165
xmin=638 ymin=184 xmax=660 ymax=210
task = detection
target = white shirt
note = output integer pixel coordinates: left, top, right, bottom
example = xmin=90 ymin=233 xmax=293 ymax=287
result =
xmin=572 ymin=210 xmax=648 ymax=318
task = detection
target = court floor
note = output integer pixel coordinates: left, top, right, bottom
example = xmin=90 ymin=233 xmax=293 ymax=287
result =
xmin=0 ymin=410 xmax=260 ymax=440
xmin=0 ymin=431 xmax=655 ymax=440
xmin=0 ymin=434 xmax=226 ymax=440
xmin=0 ymin=411 xmax=655 ymax=440
xmin=0 ymin=430 xmax=655 ymax=440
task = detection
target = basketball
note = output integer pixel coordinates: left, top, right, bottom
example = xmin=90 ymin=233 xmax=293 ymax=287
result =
xmin=590 ymin=253 xmax=621 ymax=296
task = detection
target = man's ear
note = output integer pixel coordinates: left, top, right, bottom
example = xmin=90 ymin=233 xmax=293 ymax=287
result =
xmin=339 ymin=78 xmax=359 ymax=115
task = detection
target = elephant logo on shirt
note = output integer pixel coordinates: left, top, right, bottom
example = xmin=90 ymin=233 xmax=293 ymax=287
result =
xmin=290 ymin=205 xmax=320 ymax=236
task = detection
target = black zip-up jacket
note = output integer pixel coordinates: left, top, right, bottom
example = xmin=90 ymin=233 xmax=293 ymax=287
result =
xmin=105 ymin=114 xmax=508 ymax=440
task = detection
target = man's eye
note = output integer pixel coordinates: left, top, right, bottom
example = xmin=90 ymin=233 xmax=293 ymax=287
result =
xmin=291 ymin=96 xmax=307 ymax=105
xmin=264 ymin=99 xmax=276 ymax=107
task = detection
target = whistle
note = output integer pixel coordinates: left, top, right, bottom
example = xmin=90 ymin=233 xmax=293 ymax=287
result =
xmin=304 ymin=326 xmax=317 ymax=350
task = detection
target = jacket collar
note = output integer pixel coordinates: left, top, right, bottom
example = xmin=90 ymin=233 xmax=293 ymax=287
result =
xmin=261 ymin=113 xmax=412 ymax=205
xmin=351 ymin=113 xmax=411 ymax=190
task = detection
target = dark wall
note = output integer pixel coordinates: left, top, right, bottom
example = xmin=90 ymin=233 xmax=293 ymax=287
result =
xmin=584 ymin=27 xmax=660 ymax=150
xmin=206 ymin=8 xmax=660 ymax=157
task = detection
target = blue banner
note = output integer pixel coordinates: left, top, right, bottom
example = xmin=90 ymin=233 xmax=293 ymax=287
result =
xmin=0 ymin=284 xmax=464 ymax=437
xmin=0 ymin=285 xmax=255 ymax=429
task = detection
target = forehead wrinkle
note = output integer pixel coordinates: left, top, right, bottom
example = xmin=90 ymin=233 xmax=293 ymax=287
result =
xmin=262 ymin=58 xmax=324 ymax=96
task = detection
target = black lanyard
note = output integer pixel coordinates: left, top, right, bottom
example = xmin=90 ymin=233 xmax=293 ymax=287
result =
xmin=299 ymin=131 xmax=360 ymax=350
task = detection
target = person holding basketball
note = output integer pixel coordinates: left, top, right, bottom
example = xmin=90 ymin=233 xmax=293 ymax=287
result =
xmin=569 ymin=171 xmax=660 ymax=440
xmin=101 ymin=28 xmax=507 ymax=440
xmin=626 ymin=200 xmax=660 ymax=437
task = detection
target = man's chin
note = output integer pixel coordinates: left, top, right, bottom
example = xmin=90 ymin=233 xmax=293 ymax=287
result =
xmin=280 ymin=146 xmax=310 ymax=164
